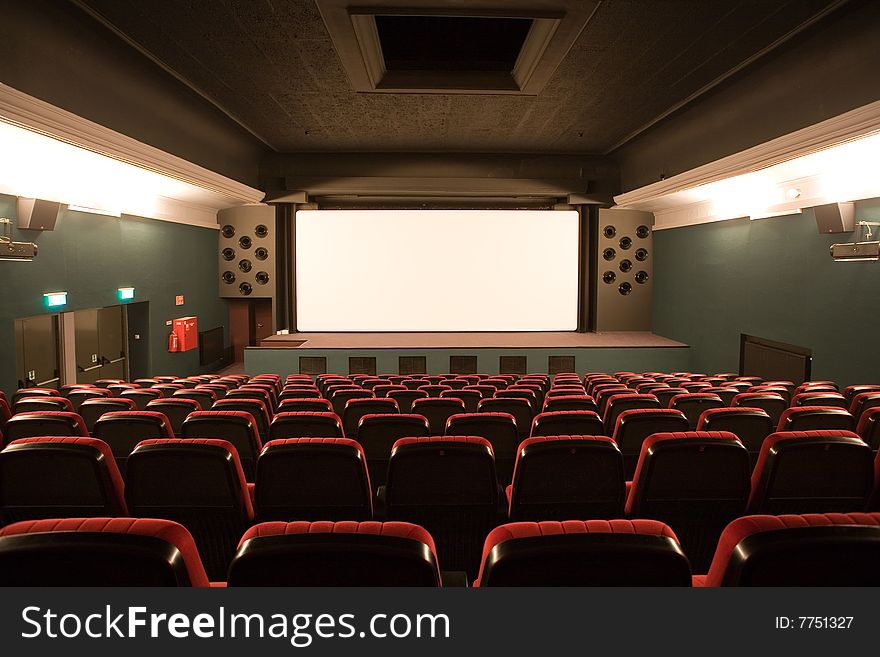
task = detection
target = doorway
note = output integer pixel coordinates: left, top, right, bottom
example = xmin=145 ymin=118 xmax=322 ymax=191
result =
xmin=73 ymin=305 xmax=128 ymax=383
xmin=14 ymin=314 xmax=61 ymax=389
xmin=229 ymin=298 xmax=273 ymax=362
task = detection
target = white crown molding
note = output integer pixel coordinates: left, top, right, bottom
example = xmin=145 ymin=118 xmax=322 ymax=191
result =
xmin=614 ymin=99 xmax=880 ymax=230
xmin=0 ymin=81 xmax=264 ymax=228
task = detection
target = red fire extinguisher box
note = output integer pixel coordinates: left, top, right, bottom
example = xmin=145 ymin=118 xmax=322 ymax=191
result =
xmin=173 ymin=316 xmax=199 ymax=352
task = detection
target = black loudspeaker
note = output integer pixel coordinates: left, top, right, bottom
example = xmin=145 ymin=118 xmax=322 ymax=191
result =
xmin=17 ymin=198 xmax=62 ymax=231
xmin=218 ymin=205 xmax=277 ymax=299
xmin=814 ymin=202 xmax=855 ymax=234
xmin=594 ymin=208 xmax=653 ymax=332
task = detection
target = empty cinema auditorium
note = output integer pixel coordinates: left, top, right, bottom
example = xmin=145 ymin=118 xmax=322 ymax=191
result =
xmin=3 ymin=0 xmax=880 ymax=614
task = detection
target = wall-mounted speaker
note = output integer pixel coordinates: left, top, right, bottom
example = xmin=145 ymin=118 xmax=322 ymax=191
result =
xmin=814 ymin=202 xmax=854 ymax=234
xmin=17 ymin=198 xmax=62 ymax=231
xmin=217 ymin=205 xmax=277 ymax=300
xmin=594 ymin=208 xmax=653 ymax=331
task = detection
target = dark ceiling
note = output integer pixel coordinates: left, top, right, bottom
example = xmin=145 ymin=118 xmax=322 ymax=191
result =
xmin=75 ymin=0 xmax=846 ymax=154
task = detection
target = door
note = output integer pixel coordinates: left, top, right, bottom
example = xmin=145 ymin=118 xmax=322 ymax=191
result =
xmin=14 ymin=314 xmax=61 ymax=389
xmin=253 ymin=298 xmax=274 ymax=345
xmin=98 ymin=305 xmax=127 ymax=380
xmin=74 ymin=308 xmax=101 ymax=384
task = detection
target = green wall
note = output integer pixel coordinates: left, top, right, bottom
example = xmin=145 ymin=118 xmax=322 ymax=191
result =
xmin=652 ymin=199 xmax=880 ymax=386
xmin=0 ymin=193 xmax=227 ymax=397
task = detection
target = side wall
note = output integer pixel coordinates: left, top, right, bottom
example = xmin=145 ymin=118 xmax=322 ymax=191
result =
xmin=0 ymin=193 xmax=227 ymax=396
xmin=652 ymin=199 xmax=880 ymax=385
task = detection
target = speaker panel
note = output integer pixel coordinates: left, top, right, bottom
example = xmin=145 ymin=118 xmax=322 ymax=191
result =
xmin=595 ymin=208 xmax=653 ymax=331
xmin=218 ymin=205 xmax=276 ymax=299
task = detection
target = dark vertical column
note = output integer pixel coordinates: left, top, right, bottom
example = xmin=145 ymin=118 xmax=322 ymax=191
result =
xmin=274 ymin=203 xmax=296 ymax=331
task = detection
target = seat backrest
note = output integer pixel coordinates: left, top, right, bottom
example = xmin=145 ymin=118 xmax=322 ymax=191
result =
xmin=475 ymin=520 xmax=691 ymax=586
xmin=329 ymin=389 xmax=373 ymax=416
xmin=844 ymin=384 xmax=880 ymax=405
xmin=13 ymin=396 xmax=74 ymax=414
xmin=669 ymin=393 xmax=725 ymax=429
xmin=445 ymin=413 xmax=518 ymax=483
xmin=731 ymin=393 xmax=787 ymax=426
xmin=411 ymin=397 xmax=467 ymax=434
xmin=255 ymin=438 xmax=372 ymax=522
xmin=604 ymin=394 xmax=661 ymax=433
xmin=541 ymin=395 xmax=598 ymax=414
xmin=387 ymin=389 xmax=429 ymax=413
xmin=703 ymin=513 xmax=880 ymax=586
xmin=93 ymin=411 xmax=174 ymax=463
xmin=857 ymin=407 xmax=880 ymax=451
xmin=610 ymin=409 xmax=690 ymax=475
xmin=269 ymin=412 xmax=344 ymax=440
xmin=79 ymin=398 xmax=138 ymax=434
xmin=342 ymin=398 xmax=399 ymax=436
xmin=440 ymin=389 xmax=481 ymax=412
xmin=653 ymin=387 xmax=689 ymax=409
xmin=478 ymin=398 xmax=533 ymax=438
xmin=181 ymin=410 xmax=263 ymax=480
xmin=0 ymin=437 xmax=127 ymax=524
xmin=277 ymin=398 xmax=334 ymax=414
xmin=0 ymin=517 xmax=209 ymax=586
xmin=791 ymin=392 xmax=847 ymax=409
xmin=144 ymin=398 xmax=201 ymax=436
xmin=530 ymin=410 xmax=604 ymax=437
xmin=386 ymin=437 xmax=498 ymax=508
xmin=171 ymin=389 xmax=216 ymax=411
xmin=4 ymin=411 xmax=89 ymax=445
xmin=697 ymin=407 xmax=774 ymax=456
xmin=11 ymin=388 xmax=58 ymax=406
xmin=748 ymin=430 xmax=873 ymax=514
xmin=703 ymin=387 xmax=738 ymax=406
xmin=849 ymin=391 xmax=880 ymax=422
xmin=212 ymin=398 xmax=271 ymax=440
xmin=120 ymin=388 xmax=164 ymax=410
xmin=508 ymin=436 xmax=625 ymax=521
xmin=401 ymin=378 xmax=430 ymax=390
xmin=463 ymin=384 xmax=497 ymax=399
xmin=125 ymin=438 xmax=254 ymax=580
xmin=228 ymin=520 xmax=440 ymax=586
xmin=776 ymin=406 xmax=855 ymax=432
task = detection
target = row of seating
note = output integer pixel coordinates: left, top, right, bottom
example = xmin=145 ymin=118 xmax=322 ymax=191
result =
xmin=1 ymin=513 xmax=878 ymax=587
xmin=3 ymin=431 xmax=879 ymax=576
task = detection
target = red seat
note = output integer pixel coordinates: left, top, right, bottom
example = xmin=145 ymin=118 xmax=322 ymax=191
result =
xmin=387 ymin=389 xmax=429 ymax=413
xmin=269 ymin=412 xmax=344 ymax=440
xmin=212 ymin=398 xmax=271 ymax=442
xmin=125 ymin=438 xmax=254 ymax=581
xmin=747 ymin=430 xmax=873 ymax=515
xmin=11 ymin=387 xmax=58 ymax=406
xmin=120 ymin=388 xmax=164 ymax=410
xmin=791 ymin=391 xmax=847 ymax=409
xmin=445 ymin=412 xmax=518 ymax=484
xmin=356 ymin=414 xmax=431 ymax=486
xmin=181 ymin=410 xmax=263 ymax=481
xmin=79 ymin=397 xmax=138 ymax=434
xmin=440 ymin=389 xmax=481 ymax=413
xmin=342 ymin=397 xmax=399 ymax=437
xmin=145 ymin=398 xmax=201 ymax=435
xmin=731 ymin=392 xmax=787 ymax=427
xmin=668 ymin=393 xmax=724 ymax=429
xmin=255 ymin=438 xmax=372 ymax=522
xmin=384 ymin=436 xmax=501 ymax=578
xmin=277 ymin=398 xmax=334 ymax=414
xmin=849 ymin=391 xmax=880 ymax=423
xmin=776 ymin=406 xmax=854 ymax=432
xmin=610 ymin=408 xmax=690 ymax=477
xmin=698 ymin=513 xmax=880 ymax=586
xmin=411 ymin=397 xmax=466 ymax=434
xmin=603 ymin=393 xmax=661 ymax=434
xmin=93 ymin=410 xmax=174 ymax=473
xmin=12 ymin=396 xmax=74 ymax=414
xmin=857 ymin=407 xmax=880 ymax=451
xmin=507 ymin=436 xmax=624 ymax=521
xmin=478 ymin=397 xmax=533 ymax=439
xmin=3 ymin=411 xmax=88 ymax=446
xmin=696 ymin=407 xmax=774 ymax=466
xmin=0 ymin=517 xmax=209 ymax=587
xmin=228 ymin=521 xmax=440 ymax=587
xmin=475 ymin=520 xmax=690 ymax=587
xmin=0 ymin=437 xmax=127 ymax=525
xmin=625 ymin=431 xmax=750 ymax=572
xmin=541 ymin=395 xmax=598 ymax=414
xmin=529 ymin=410 xmax=604 ymax=437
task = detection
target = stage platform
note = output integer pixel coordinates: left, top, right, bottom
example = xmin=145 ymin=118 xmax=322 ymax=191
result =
xmin=245 ymin=331 xmax=691 ymax=377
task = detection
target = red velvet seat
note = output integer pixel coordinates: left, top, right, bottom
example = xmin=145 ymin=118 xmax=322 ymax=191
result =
xmin=747 ymin=430 xmax=873 ymax=514
xmin=440 ymin=389 xmax=481 ymax=413
xmin=212 ymin=397 xmax=271 ymax=442
xmin=387 ymin=389 xmax=429 ymax=414
xmin=541 ymin=395 xmax=598 ymax=414
xmin=507 ymin=436 xmax=624 ymax=521
xmin=529 ymin=410 xmax=604 ymax=438
xmin=79 ymin=397 xmax=138 ymax=434
xmin=0 ymin=437 xmax=127 ymax=525
xmin=11 ymin=387 xmax=58 ymax=406
xmin=478 ymin=397 xmax=533 ymax=440
xmin=120 ymin=388 xmax=164 ymax=410
xmin=383 ymin=436 xmax=501 ymax=578
xmin=342 ymin=397 xmax=399 ymax=437
xmin=269 ymin=412 xmax=344 ymax=440
xmin=668 ymin=393 xmax=724 ymax=429
xmin=125 ymin=438 xmax=254 ymax=581
xmin=776 ymin=406 xmax=854 ymax=432
xmin=181 ymin=410 xmax=263 ymax=481
xmin=698 ymin=513 xmax=880 ymax=586
xmin=791 ymin=391 xmax=847 ymax=409
xmin=445 ymin=412 xmax=518 ymax=484
xmin=171 ymin=388 xmax=217 ymax=411
xmin=0 ymin=517 xmax=209 ymax=586
xmin=731 ymin=392 xmax=787 ymax=428
xmin=93 ymin=410 xmax=174 ymax=473
xmin=849 ymin=391 xmax=880 ymax=423
xmin=475 ymin=520 xmax=691 ymax=587
xmin=610 ymin=408 xmax=690 ymax=477
xmin=277 ymin=397 xmax=334 ymax=414
xmin=228 ymin=521 xmax=440 ymax=586
xmin=144 ymin=397 xmax=200 ymax=435
xmin=857 ymin=407 xmax=880 ymax=452
xmin=3 ymin=411 xmax=88 ymax=446
xmin=625 ymin=431 xmax=750 ymax=572
xmin=255 ymin=438 xmax=372 ymax=522
xmin=603 ymin=393 xmax=661 ymax=434
xmin=696 ymin=407 xmax=774 ymax=466
xmin=12 ymin=396 xmax=74 ymax=414
xmin=356 ymin=413 xmax=431 ymax=486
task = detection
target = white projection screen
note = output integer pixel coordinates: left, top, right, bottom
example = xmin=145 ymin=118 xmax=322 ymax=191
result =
xmin=295 ymin=209 xmax=580 ymax=331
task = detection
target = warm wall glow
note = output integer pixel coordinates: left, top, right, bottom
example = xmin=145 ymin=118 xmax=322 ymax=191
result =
xmin=0 ymin=119 xmax=216 ymax=220
xmin=295 ymin=210 xmax=580 ymax=331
